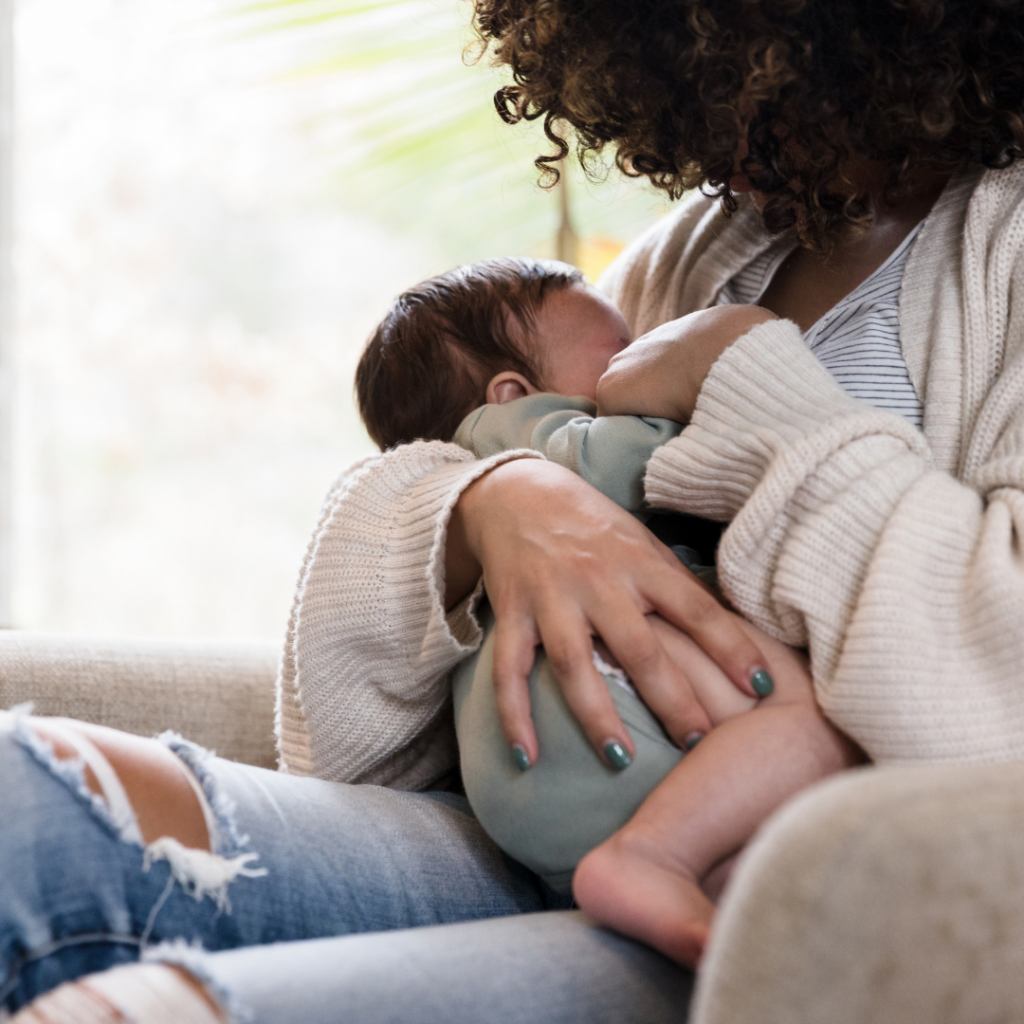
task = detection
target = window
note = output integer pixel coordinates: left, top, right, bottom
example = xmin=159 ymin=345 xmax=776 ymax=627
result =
xmin=7 ymin=0 xmax=666 ymax=637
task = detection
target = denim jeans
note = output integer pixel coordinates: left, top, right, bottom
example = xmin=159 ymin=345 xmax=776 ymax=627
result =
xmin=0 ymin=720 xmax=693 ymax=1023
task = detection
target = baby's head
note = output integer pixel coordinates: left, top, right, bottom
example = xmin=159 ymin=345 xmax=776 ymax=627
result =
xmin=356 ymin=257 xmax=631 ymax=450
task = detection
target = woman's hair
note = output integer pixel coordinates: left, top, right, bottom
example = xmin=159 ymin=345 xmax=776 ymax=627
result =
xmin=356 ymin=257 xmax=584 ymax=450
xmin=473 ymin=0 xmax=1024 ymax=251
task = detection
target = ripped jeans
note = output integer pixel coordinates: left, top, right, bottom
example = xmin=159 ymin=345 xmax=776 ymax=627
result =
xmin=0 ymin=715 xmax=693 ymax=1024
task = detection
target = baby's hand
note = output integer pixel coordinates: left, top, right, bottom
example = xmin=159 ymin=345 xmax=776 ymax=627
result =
xmin=595 ymin=305 xmax=778 ymax=422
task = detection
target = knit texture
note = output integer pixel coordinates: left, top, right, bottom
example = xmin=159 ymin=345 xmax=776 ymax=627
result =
xmin=277 ymin=442 xmax=541 ymax=788
xmin=638 ymin=164 xmax=1024 ymax=763
xmin=276 ymin=457 xmax=378 ymax=776
xmin=279 ymin=162 xmax=1024 ymax=783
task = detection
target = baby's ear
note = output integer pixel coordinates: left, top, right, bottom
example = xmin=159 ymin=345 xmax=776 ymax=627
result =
xmin=486 ymin=371 xmax=538 ymax=405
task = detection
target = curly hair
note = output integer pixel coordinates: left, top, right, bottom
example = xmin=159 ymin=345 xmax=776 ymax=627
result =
xmin=473 ymin=0 xmax=1024 ymax=251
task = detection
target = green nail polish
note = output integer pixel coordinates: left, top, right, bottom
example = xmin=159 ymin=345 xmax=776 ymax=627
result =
xmin=684 ymin=732 xmax=704 ymax=751
xmin=603 ymin=741 xmax=633 ymax=771
xmin=751 ymin=669 xmax=774 ymax=697
xmin=512 ymin=745 xmax=531 ymax=772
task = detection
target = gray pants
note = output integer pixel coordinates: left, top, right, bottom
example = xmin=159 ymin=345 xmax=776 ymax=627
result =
xmin=203 ymin=912 xmax=693 ymax=1024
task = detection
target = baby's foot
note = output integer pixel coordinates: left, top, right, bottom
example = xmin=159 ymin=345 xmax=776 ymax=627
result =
xmin=573 ymin=828 xmax=715 ymax=968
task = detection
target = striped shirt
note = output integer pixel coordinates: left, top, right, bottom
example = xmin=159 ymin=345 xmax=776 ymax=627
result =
xmin=716 ymin=223 xmax=924 ymax=426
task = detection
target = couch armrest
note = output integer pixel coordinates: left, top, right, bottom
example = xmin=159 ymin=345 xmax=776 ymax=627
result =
xmin=0 ymin=631 xmax=280 ymax=769
xmin=692 ymin=761 xmax=1024 ymax=1024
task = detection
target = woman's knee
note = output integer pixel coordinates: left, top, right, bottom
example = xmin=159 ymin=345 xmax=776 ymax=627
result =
xmin=0 ymin=713 xmax=267 ymax=1013
xmin=8 ymin=715 xmax=274 ymax=916
xmin=23 ymin=716 xmax=212 ymax=851
xmin=693 ymin=763 xmax=1024 ymax=1024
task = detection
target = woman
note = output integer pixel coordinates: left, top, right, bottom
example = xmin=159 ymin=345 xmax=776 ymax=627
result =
xmin=8 ymin=0 xmax=1024 ymax=1020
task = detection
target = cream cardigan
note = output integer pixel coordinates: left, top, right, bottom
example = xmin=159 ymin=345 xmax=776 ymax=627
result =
xmin=278 ymin=163 xmax=1024 ymax=788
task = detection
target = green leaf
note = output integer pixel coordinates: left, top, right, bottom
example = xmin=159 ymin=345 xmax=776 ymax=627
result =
xmin=233 ymin=0 xmax=669 ymax=269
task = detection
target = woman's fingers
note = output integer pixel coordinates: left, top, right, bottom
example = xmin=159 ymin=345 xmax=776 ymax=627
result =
xmin=646 ymin=560 xmax=775 ymax=699
xmin=491 ymin=612 xmax=543 ymax=769
xmin=459 ymin=460 xmax=775 ymax=767
xmin=539 ymin=610 xmax=636 ymax=769
xmin=645 ymin=615 xmax=758 ymax=722
xmin=585 ymin=605 xmax=713 ymax=747
xmin=492 ymin=606 xmax=637 ymax=770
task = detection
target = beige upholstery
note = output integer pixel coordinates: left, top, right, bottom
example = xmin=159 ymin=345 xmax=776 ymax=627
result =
xmin=693 ymin=762 xmax=1024 ymax=1024
xmin=0 ymin=630 xmax=279 ymax=768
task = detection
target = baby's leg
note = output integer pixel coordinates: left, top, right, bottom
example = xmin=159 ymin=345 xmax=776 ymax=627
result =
xmin=573 ymin=650 xmax=860 ymax=966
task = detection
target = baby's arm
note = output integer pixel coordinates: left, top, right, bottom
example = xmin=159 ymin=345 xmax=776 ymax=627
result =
xmin=454 ymin=394 xmax=681 ymax=513
xmin=596 ymin=305 xmax=779 ymax=422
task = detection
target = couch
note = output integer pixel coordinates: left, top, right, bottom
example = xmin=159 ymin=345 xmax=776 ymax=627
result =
xmin=0 ymin=630 xmax=279 ymax=769
xmin=4 ymin=628 xmax=1024 ymax=1024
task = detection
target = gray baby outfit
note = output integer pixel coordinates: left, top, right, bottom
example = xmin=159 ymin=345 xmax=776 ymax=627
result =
xmin=451 ymin=396 xmax=696 ymax=892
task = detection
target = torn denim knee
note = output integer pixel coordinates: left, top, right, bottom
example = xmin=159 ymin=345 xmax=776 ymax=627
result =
xmin=6 ymin=708 xmax=266 ymax=919
xmin=4 ymin=705 xmax=130 ymax=839
xmin=151 ymin=732 xmax=267 ymax=913
xmin=155 ymin=732 xmax=250 ymax=856
xmin=142 ymin=940 xmax=252 ymax=1024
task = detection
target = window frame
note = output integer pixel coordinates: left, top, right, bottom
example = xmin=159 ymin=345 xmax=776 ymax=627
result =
xmin=0 ymin=0 xmax=12 ymax=626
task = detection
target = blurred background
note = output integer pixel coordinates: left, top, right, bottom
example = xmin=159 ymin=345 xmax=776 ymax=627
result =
xmin=8 ymin=0 xmax=669 ymax=638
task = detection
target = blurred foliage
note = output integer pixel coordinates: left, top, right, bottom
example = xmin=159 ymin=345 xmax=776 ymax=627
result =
xmin=235 ymin=0 xmax=668 ymax=267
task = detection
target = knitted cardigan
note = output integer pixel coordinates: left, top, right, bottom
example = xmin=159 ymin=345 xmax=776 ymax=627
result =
xmin=277 ymin=163 xmax=1024 ymax=789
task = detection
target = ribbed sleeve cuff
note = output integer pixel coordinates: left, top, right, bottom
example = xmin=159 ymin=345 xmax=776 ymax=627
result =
xmin=644 ymin=319 xmax=871 ymax=518
xmin=294 ymin=442 xmax=542 ymax=786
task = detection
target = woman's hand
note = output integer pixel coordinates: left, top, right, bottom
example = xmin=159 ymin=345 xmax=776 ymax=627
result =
xmin=596 ymin=305 xmax=778 ymax=422
xmin=445 ymin=459 xmax=776 ymax=768
xmin=646 ymin=611 xmax=815 ymax=723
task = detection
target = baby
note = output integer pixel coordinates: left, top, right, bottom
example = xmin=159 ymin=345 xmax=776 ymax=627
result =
xmin=355 ymin=257 xmax=859 ymax=966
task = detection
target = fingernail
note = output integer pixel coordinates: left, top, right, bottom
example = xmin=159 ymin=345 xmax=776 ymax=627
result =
xmin=511 ymin=744 xmax=531 ymax=772
xmin=684 ymin=732 xmax=704 ymax=751
xmin=603 ymin=741 xmax=633 ymax=771
xmin=751 ymin=668 xmax=774 ymax=697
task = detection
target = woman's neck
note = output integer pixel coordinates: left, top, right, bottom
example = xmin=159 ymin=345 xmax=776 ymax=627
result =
xmin=756 ymin=168 xmax=951 ymax=332
xmin=835 ymin=165 xmax=950 ymax=263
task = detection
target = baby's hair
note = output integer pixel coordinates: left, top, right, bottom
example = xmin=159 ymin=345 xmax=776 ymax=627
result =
xmin=356 ymin=257 xmax=584 ymax=450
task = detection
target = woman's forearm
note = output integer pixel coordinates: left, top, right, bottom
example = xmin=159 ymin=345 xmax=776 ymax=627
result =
xmin=647 ymin=318 xmax=1024 ymax=764
xmin=287 ymin=442 xmax=536 ymax=789
xmin=290 ymin=441 xmax=774 ymax=787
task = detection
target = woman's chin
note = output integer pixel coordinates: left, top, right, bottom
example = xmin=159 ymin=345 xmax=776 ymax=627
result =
xmin=729 ymin=174 xmax=767 ymax=212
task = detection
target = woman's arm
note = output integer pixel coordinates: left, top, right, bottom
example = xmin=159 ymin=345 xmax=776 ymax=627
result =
xmin=286 ymin=440 xmax=771 ymax=785
xmin=447 ymin=459 xmax=775 ymax=766
xmin=284 ymin=433 xmax=777 ymax=790
xmin=642 ymin=315 xmax=1024 ymax=763
xmin=281 ymin=441 xmax=545 ymax=789
xmin=591 ymin=168 xmax=1024 ymax=764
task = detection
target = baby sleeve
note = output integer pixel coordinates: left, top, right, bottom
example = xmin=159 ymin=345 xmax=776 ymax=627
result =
xmin=454 ymin=394 xmax=682 ymax=513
